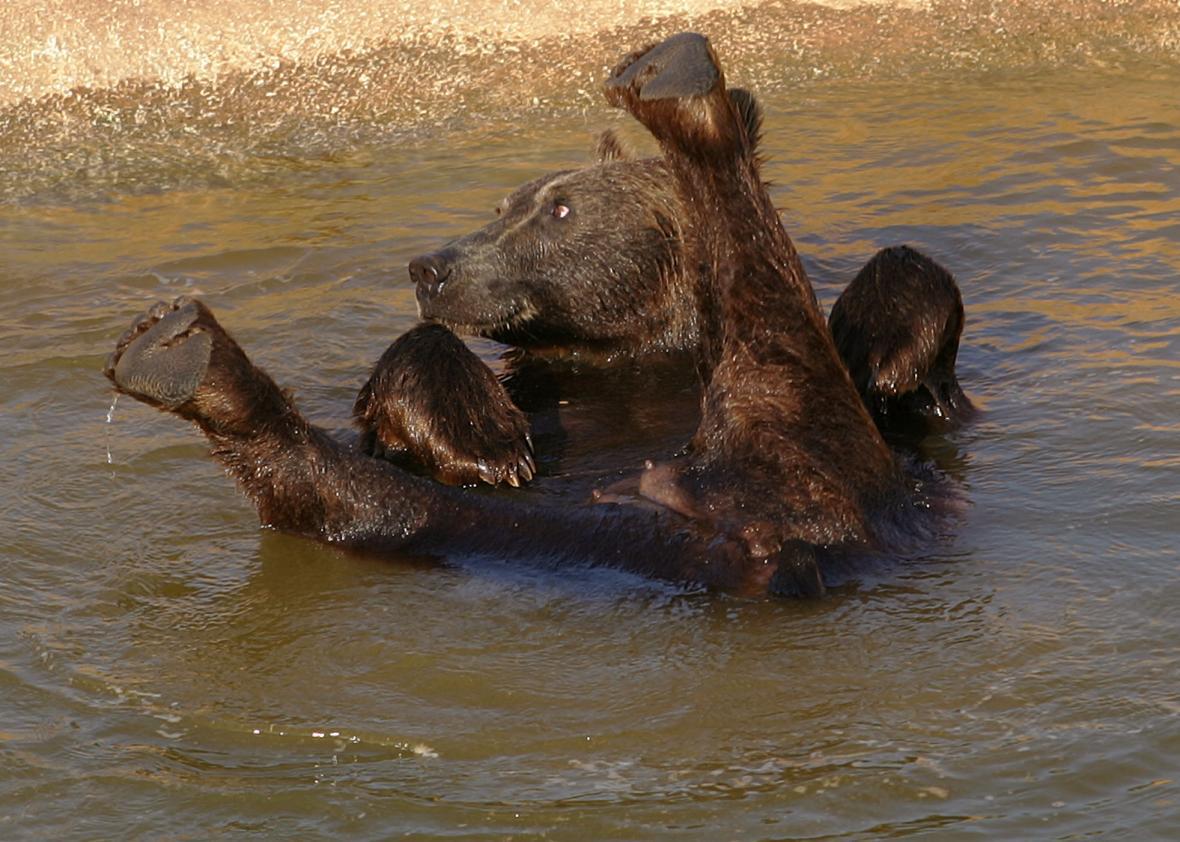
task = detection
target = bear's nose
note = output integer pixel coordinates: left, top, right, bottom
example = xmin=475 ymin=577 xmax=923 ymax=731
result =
xmin=409 ymin=252 xmax=453 ymax=301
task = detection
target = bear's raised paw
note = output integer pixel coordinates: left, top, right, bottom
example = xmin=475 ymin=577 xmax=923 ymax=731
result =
xmin=605 ymin=32 xmax=719 ymax=105
xmin=104 ymin=297 xmax=216 ymax=409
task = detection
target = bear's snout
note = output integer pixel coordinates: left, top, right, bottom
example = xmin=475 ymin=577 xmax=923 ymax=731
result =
xmin=409 ymin=252 xmax=453 ymax=303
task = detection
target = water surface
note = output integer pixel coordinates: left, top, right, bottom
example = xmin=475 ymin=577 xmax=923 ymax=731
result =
xmin=1 ymin=2 xmax=1179 ymax=838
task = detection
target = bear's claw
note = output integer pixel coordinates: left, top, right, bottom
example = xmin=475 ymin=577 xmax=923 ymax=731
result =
xmin=104 ymin=297 xmax=215 ymax=408
xmin=473 ymin=441 xmax=537 ymax=488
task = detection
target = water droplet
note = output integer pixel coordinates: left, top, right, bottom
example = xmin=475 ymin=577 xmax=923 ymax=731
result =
xmin=105 ymin=393 xmax=120 ymax=464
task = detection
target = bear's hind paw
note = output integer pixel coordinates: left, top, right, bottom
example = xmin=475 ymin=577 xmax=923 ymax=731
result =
xmin=104 ymin=297 xmax=216 ymax=409
xmin=605 ymin=32 xmax=720 ymax=105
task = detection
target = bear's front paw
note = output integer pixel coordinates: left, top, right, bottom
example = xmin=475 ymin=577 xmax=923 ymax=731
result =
xmin=435 ymin=427 xmax=536 ymax=489
xmin=354 ymin=324 xmax=535 ymax=488
xmin=104 ymin=297 xmax=217 ymax=409
xmin=358 ymin=407 xmax=536 ymax=489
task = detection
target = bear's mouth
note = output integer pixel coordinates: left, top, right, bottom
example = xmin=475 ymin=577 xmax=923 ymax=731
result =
xmin=425 ymin=298 xmax=538 ymax=341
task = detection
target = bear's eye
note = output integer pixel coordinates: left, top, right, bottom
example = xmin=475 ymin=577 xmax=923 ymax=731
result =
xmin=551 ymin=203 xmax=571 ymax=220
xmin=495 ymin=198 xmax=509 ymax=216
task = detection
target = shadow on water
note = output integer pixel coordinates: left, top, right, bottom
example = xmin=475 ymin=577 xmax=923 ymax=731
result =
xmin=2 ymin=1 xmax=1180 ymax=839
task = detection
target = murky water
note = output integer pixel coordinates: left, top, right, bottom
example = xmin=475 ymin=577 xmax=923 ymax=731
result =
xmin=2 ymin=1 xmax=1179 ymax=838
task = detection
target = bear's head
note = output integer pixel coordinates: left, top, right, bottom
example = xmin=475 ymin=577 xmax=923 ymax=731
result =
xmin=407 ymin=137 xmax=692 ymax=360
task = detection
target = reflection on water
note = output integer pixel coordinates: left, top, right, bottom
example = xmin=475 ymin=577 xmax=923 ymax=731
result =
xmin=2 ymin=1 xmax=1180 ymax=838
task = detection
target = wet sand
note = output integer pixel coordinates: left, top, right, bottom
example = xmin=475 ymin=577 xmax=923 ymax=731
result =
xmin=3 ymin=0 xmax=1178 ymax=108
xmin=3 ymin=0 xmax=1178 ymax=204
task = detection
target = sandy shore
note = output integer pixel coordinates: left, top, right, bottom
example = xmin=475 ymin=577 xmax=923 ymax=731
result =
xmin=2 ymin=0 xmax=1177 ymax=201
xmin=2 ymin=0 xmax=1176 ymax=107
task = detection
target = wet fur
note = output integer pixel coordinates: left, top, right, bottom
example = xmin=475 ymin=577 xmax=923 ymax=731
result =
xmin=604 ymin=33 xmax=899 ymax=581
xmin=353 ymin=324 xmax=534 ymax=486
xmin=106 ymin=34 xmax=954 ymax=597
xmin=362 ymin=87 xmax=966 ymax=486
xmin=830 ymin=245 xmax=973 ymax=434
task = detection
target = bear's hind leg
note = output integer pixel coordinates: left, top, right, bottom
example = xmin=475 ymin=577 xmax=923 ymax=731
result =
xmin=606 ymin=33 xmax=899 ymax=575
xmin=104 ymin=296 xmax=291 ymax=436
xmin=604 ymin=33 xmax=740 ymax=159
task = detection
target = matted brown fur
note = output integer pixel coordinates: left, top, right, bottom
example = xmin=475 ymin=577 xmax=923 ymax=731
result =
xmin=104 ymin=34 xmax=945 ymax=598
xmin=605 ymin=33 xmax=899 ymax=559
xmin=830 ymin=244 xmax=973 ymax=433
xmin=353 ymin=324 xmax=534 ymax=487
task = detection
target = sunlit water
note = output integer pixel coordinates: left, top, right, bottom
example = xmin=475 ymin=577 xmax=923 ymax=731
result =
xmin=1 ymin=2 xmax=1179 ymax=839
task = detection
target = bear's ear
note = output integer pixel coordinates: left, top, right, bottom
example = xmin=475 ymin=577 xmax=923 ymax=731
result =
xmin=727 ymin=88 xmax=763 ymax=152
xmin=593 ymin=129 xmax=630 ymax=162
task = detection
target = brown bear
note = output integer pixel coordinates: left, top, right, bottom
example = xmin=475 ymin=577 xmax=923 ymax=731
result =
xmin=403 ymin=91 xmax=772 ymax=362
xmin=105 ymin=33 xmax=943 ymax=597
xmin=354 ymin=98 xmax=969 ymax=488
